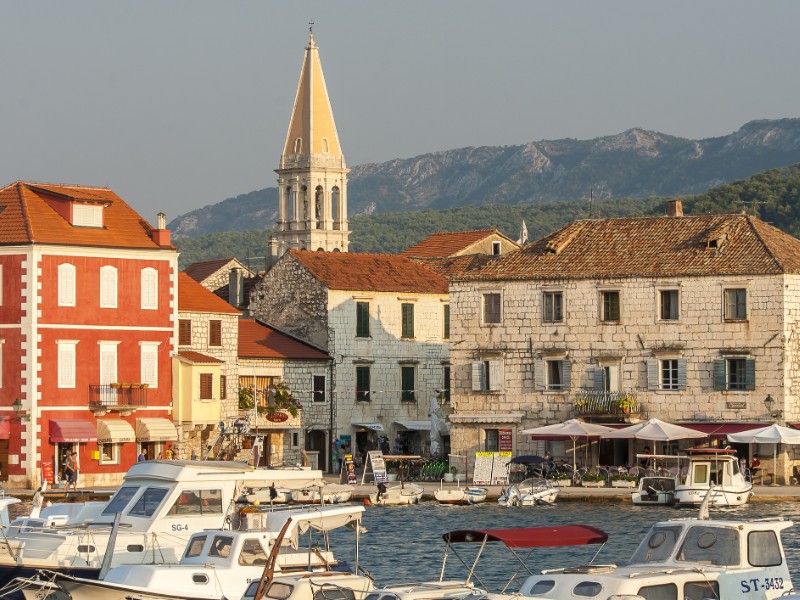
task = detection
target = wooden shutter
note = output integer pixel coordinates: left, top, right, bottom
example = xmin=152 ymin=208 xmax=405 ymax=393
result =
xmin=141 ymin=345 xmax=158 ymax=388
xmin=100 ymin=266 xmax=117 ymax=308
xmin=647 ymin=359 xmax=659 ymax=391
xmin=58 ymin=264 xmax=76 ymax=306
xmin=677 ymin=359 xmax=687 ymax=390
xmin=488 ymin=360 xmax=504 ymax=392
xmin=534 ymin=360 xmax=545 ymax=391
xmin=401 ymin=303 xmax=414 ymax=338
xmin=745 ymin=359 xmax=756 ymax=391
xmin=471 ymin=362 xmax=485 ymax=391
xmin=141 ymin=268 xmax=158 ymax=310
xmin=179 ymin=320 xmax=192 ymax=346
xmin=220 ymin=375 xmax=227 ymax=400
xmin=713 ymin=359 xmax=727 ymax=390
xmin=560 ymin=361 xmax=572 ymax=391
xmin=58 ymin=343 xmax=76 ymax=388
xmin=200 ymin=373 xmax=213 ymax=399
xmin=593 ymin=367 xmax=604 ymax=391
xmin=209 ymin=320 xmax=222 ymax=347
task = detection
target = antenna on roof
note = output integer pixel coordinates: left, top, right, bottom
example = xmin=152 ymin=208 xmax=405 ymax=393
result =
xmin=588 ymin=189 xmax=594 ymax=219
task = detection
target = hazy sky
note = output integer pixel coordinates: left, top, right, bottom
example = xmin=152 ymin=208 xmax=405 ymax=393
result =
xmin=2 ymin=1 xmax=799 ymax=222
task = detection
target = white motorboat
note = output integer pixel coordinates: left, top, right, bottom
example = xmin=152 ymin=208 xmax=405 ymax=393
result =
xmin=240 ymin=572 xmax=374 ymax=600
xmin=21 ymin=504 xmax=365 ymax=600
xmin=434 ymin=483 xmax=487 ymax=505
xmin=497 ymin=478 xmax=559 ymax=506
xmin=631 ymin=476 xmax=677 ymax=505
xmin=0 ymin=460 xmax=325 ymax=585
xmin=673 ymin=447 xmax=753 ymax=507
xmin=492 ymin=490 xmax=793 ymax=600
xmin=368 ymin=483 xmax=423 ymax=506
xmin=366 ymin=581 xmax=487 ymax=600
xmin=291 ymin=484 xmax=354 ymax=505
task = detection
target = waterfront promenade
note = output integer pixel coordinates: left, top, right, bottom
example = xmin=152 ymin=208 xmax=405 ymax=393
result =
xmin=8 ymin=476 xmax=800 ymax=504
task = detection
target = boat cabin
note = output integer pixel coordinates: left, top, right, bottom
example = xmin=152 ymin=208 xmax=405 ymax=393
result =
xmin=680 ymin=449 xmax=742 ymax=488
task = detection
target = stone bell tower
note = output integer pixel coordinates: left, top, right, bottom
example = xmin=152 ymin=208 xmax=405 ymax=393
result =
xmin=273 ymin=32 xmax=350 ymax=256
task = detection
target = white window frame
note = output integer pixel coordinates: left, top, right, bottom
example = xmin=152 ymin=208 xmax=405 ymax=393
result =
xmin=140 ymin=342 xmax=160 ymax=388
xmin=600 ymin=289 xmax=621 ymax=322
xmin=471 ymin=359 xmax=503 ymax=392
xmin=100 ymin=265 xmax=118 ymax=308
xmin=482 ymin=292 xmax=502 ymax=325
xmin=99 ymin=442 xmax=121 ymax=465
xmin=542 ymin=290 xmax=564 ymax=323
xmin=724 ymin=287 xmax=747 ymax=321
xmin=593 ymin=362 xmax=621 ymax=392
xmin=647 ymin=358 xmax=687 ymax=391
xmin=141 ymin=268 xmax=158 ymax=310
xmin=57 ymin=340 xmax=78 ymax=388
xmin=658 ymin=288 xmax=680 ymax=321
xmin=58 ymin=263 xmax=76 ymax=307
xmin=534 ymin=358 xmax=572 ymax=391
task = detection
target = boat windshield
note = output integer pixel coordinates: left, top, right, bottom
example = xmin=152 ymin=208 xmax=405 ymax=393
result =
xmin=676 ymin=526 xmax=740 ymax=566
xmin=128 ymin=487 xmax=169 ymax=518
xmin=629 ymin=525 xmax=683 ymax=564
xmin=101 ymin=486 xmax=140 ymax=516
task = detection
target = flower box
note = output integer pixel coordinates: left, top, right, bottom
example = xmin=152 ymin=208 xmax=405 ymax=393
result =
xmin=582 ymin=480 xmax=606 ymax=488
xmin=552 ymin=479 xmax=572 ymax=487
xmin=611 ymin=479 xmax=637 ymax=488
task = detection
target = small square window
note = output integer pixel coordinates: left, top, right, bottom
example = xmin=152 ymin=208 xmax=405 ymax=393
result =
xmin=543 ymin=291 xmax=563 ymax=323
xmin=601 ymin=291 xmax=620 ymax=322
xmin=724 ymin=288 xmax=747 ymax=320
xmin=483 ymin=293 xmax=501 ymax=324
xmin=660 ymin=290 xmax=679 ymax=320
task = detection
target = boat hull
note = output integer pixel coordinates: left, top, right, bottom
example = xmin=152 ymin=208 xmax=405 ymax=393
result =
xmin=673 ymin=484 xmax=753 ymax=507
xmin=434 ymin=487 xmax=487 ymax=505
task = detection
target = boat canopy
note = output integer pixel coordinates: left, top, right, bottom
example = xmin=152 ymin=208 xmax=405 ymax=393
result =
xmin=443 ymin=525 xmax=608 ymax=548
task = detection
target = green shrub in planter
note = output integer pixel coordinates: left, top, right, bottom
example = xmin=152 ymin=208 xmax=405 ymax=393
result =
xmin=611 ymin=474 xmax=638 ymax=482
xmin=581 ymin=473 xmax=606 ymax=482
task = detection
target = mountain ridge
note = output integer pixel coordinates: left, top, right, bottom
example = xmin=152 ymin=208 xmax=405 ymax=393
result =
xmin=168 ymin=118 xmax=800 ymax=238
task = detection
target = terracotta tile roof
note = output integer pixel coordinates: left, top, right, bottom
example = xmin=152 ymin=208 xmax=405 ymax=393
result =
xmin=238 ymin=318 xmax=329 ymax=360
xmin=0 ymin=182 xmax=175 ymax=249
xmin=184 ymin=258 xmax=237 ymax=283
xmin=177 ymin=351 xmax=224 ymax=364
xmin=412 ymin=254 xmax=497 ymax=279
xmin=455 ymin=214 xmax=800 ymax=281
xmin=178 ymin=272 xmax=241 ymax=314
xmin=289 ymin=250 xmax=448 ymax=294
xmin=402 ymin=229 xmax=501 ymax=257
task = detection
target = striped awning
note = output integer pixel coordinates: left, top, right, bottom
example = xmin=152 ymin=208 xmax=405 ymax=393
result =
xmin=395 ymin=421 xmax=432 ymax=431
xmin=49 ymin=419 xmax=98 ymax=443
xmin=135 ymin=418 xmax=178 ymax=442
xmin=353 ymin=423 xmax=384 ymax=432
xmin=97 ymin=419 xmax=135 ymax=443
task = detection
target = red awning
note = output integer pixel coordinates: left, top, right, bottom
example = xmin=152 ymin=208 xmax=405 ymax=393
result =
xmin=681 ymin=423 xmax=764 ymax=438
xmin=443 ymin=525 xmax=608 ymax=548
xmin=0 ymin=417 xmax=10 ymax=440
xmin=49 ymin=418 xmax=97 ymax=443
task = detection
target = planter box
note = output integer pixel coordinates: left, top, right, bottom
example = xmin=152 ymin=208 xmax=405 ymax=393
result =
xmin=611 ymin=480 xmax=637 ymax=488
xmin=553 ymin=479 xmax=572 ymax=487
xmin=581 ymin=480 xmax=606 ymax=488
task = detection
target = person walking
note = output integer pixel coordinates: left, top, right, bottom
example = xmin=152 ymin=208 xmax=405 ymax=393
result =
xmin=138 ymin=448 xmax=147 ymax=462
xmin=62 ymin=452 xmax=76 ymax=492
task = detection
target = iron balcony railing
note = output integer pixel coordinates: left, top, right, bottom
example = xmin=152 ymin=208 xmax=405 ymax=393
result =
xmin=573 ymin=389 xmax=641 ymax=416
xmin=88 ymin=384 xmax=149 ymax=409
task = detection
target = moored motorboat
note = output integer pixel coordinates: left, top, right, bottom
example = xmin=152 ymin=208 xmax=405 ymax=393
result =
xmin=434 ymin=483 xmax=488 ymax=506
xmin=672 ymin=447 xmax=752 ymax=507
xmin=631 ymin=476 xmax=677 ymax=505
xmin=243 ymin=485 xmax=293 ymax=505
xmin=290 ymin=484 xmax=354 ymax=505
xmin=491 ymin=489 xmax=793 ymax=599
xmin=369 ymin=483 xmax=423 ymax=506
xmin=0 ymin=460 xmax=325 ymax=585
xmin=497 ymin=478 xmax=559 ymax=506
xmin=20 ymin=504 xmax=365 ymax=600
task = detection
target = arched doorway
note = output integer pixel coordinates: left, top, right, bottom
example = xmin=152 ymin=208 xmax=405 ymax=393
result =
xmin=307 ymin=430 xmax=327 ymax=472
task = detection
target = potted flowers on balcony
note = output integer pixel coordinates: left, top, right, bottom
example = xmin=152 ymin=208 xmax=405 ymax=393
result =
xmin=580 ymin=472 xmax=607 ymax=488
xmin=611 ymin=473 xmax=638 ymax=488
xmin=616 ymin=393 xmax=637 ymax=414
xmin=573 ymin=395 xmax=589 ymax=413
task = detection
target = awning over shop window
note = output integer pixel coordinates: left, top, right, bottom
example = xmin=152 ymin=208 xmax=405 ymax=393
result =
xmin=49 ymin=418 xmax=98 ymax=443
xmin=135 ymin=418 xmax=178 ymax=442
xmin=395 ymin=421 xmax=432 ymax=431
xmin=97 ymin=419 xmax=135 ymax=444
xmin=0 ymin=416 xmax=10 ymax=440
xmin=681 ymin=422 xmax=764 ymax=438
xmin=353 ymin=423 xmax=384 ymax=431
xmin=449 ymin=413 xmax=524 ymax=425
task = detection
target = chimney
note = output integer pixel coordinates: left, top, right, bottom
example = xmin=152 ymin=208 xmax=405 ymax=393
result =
xmin=667 ymin=200 xmax=683 ymax=217
xmin=151 ymin=212 xmax=171 ymax=246
xmin=229 ymin=268 xmax=243 ymax=308
xmin=266 ymin=237 xmax=279 ymax=270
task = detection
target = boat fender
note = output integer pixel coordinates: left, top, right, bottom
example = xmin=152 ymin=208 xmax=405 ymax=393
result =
xmin=363 ymin=498 xmax=371 ymax=506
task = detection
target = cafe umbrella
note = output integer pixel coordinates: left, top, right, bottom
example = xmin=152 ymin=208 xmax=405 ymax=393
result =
xmin=726 ymin=423 xmax=800 ymax=485
xmin=520 ymin=419 xmax=615 ymax=472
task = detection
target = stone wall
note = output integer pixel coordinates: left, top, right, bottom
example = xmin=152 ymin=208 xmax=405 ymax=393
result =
xmin=449 ymin=274 xmax=789 ymax=473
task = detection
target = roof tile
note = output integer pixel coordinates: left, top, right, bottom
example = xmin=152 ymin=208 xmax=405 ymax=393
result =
xmin=238 ymin=319 xmax=329 ymax=360
xmin=178 ymin=272 xmax=241 ymax=314
xmin=402 ymin=229 xmax=501 ymax=257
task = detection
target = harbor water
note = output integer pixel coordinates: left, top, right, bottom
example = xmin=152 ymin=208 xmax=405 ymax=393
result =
xmin=328 ymin=501 xmax=800 ymax=592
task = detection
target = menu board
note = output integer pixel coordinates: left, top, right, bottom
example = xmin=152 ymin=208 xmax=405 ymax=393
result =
xmin=344 ymin=455 xmax=357 ymax=485
xmin=499 ymin=429 xmax=513 ymax=451
xmin=42 ymin=461 xmax=55 ymax=484
xmin=367 ymin=450 xmax=388 ymax=484
xmin=473 ymin=451 xmax=512 ymax=485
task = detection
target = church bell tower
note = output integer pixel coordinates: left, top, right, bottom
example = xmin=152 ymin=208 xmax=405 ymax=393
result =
xmin=273 ymin=32 xmax=350 ymax=255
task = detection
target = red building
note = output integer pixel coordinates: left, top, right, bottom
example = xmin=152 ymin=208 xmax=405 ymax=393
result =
xmin=0 ymin=182 xmax=178 ymax=487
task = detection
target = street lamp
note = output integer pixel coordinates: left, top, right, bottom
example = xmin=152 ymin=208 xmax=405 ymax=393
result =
xmin=12 ymin=398 xmax=29 ymax=422
xmin=764 ymin=394 xmax=783 ymax=419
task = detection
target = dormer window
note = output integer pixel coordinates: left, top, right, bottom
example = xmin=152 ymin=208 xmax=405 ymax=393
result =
xmin=492 ymin=241 xmax=501 ymax=256
xmin=73 ymin=203 xmax=104 ymax=228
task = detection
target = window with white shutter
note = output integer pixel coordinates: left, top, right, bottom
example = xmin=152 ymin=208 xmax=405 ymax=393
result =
xmin=58 ymin=341 xmax=77 ymax=388
xmin=100 ymin=266 xmax=118 ymax=308
xmin=141 ymin=268 xmax=158 ymax=310
xmin=648 ymin=358 xmax=687 ymax=391
xmin=99 ymin=342 xmax=118 ymax=385
xmin=140 ymin=343 xmax=159 ymax=388
xmin=58 ymin=263 xmax=76 ymax=307
xmin=472 ymin=360 xmax=503 ymax=392
xmin=72 ymin=204 xmax=104 ymax=227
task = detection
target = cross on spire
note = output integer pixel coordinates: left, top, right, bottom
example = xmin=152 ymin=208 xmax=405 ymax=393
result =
xmin=309 ymin=19 xmax=314 ymax=35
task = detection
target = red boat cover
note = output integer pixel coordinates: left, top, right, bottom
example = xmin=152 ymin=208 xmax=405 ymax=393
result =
xmin=443 ymin=525 xmax=608 ymax=548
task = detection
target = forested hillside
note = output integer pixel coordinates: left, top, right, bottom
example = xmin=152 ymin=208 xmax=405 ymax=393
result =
xmin=174 ymin=164 xmax=800 ymax=269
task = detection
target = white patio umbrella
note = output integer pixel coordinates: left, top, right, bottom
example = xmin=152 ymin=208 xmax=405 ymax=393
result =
xmin=601 ymin=418 xmax=708 ymax=442
xmin=726 ymin=424 xmax=800 ymax=484
xmin=521 ymin=419 xmax=615 ymax=469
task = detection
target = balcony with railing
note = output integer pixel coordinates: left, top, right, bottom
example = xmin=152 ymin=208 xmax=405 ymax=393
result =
xmin=88 ymin=383 xmax=149 ymax=414
xmin=572 ymin=389 xmax=641 ymax=419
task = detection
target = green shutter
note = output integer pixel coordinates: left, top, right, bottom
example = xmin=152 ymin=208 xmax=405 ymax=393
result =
xmin=534 ymin=360 xmax=545 ymax=391
xmin=677 ymin=359 xmax=687 ymax=390
xmin=443 ymin=304 xmax=450 ymax=339
xmin=593 ymin=367 xmax=604 ymax=390
xmin=561 ymin=361 xmax=572 ymax=391
xmin=745 ymin=359 xmax=756 ymax=391
xmin=401 ymin=303 xmax=414 ymax=338
xmin=356 ymin=302 xmax=370 ymax=337
xmin=647 ymin=360 xmax=659 ymax=391
xmin=713 ymin=359 xmax=727 ymax=390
